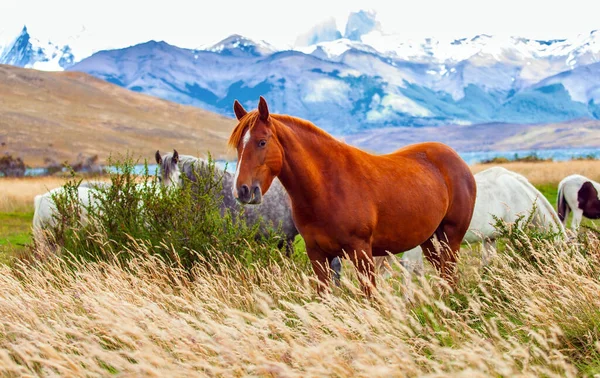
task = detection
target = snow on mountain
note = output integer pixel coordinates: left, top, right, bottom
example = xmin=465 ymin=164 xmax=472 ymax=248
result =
xmin=295 ymin=17 xmax=342 ymax=47
xmin=0 ymin=26 xmax=75 ymax=70
xmin=204 ymin=34 xmax=277 ymax=57
xmin=534 ymin=61 xmax=600 ymax=104
xmin=297 ymin=38 xmax=380 ymax=61
xmin=343 ymin=10 xmax=381 ymax=41
xmin=359 ymin=30 xmax=600 ymax=67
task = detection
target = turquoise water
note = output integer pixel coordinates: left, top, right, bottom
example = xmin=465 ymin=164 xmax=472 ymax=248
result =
xmin=24 ymin=148 xmax=600 ymax=176
xmin=458 ymin=148 xmax=600 ymax=165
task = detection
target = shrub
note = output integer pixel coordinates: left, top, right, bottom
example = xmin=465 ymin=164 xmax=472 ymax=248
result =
xmin=491 ymin=203 xmax=564 ymax=269
xmin=0 ymin=154 xmax=26 ymax=177
xmin=480 ymin=152 xmax=552 ymax=164
xmin=40 ymin=155 xmax=309 ymax=271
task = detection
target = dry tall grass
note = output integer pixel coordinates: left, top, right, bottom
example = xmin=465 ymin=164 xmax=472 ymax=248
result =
xmin=0 ymin=177 xmax=70 ymax=213
xmin=1 ymin=234 xmax=599 ymax=376
xmin=471 ymin=159 xmax=600 ymax=185
xmin=0 ymin=176 xmax=112 ymax=213
xmin=0 ymin=64 xmax=236 ymax=167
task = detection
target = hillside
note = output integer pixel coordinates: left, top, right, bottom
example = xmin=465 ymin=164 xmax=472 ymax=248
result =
xmin=0 ymin=64 xmax=236 ymax=167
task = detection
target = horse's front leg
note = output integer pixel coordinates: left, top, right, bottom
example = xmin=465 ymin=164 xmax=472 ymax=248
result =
xmin=348 ymin=243 xmax=376 ymax=298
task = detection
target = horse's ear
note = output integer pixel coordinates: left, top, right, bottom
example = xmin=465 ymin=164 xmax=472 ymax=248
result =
xmin=173 ymin=149 xmax=179 ymax=164
xmin=233 ymin=100 xmax=247 ymax=120
xmin=155 ymin=150 xmax=162 ymax=165
xmin=258 ymin=96 xmax=269 ymax=122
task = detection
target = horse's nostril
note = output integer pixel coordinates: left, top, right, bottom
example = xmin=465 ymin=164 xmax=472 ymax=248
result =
xmin=240 ymin=184 xmax=250 ymax=198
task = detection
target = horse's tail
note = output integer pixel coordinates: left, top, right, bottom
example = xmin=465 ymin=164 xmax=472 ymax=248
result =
xmin=32 ymin=194 xmax=43 ymax=232
xmin=557 ymin=180 xmax=569 ymax=224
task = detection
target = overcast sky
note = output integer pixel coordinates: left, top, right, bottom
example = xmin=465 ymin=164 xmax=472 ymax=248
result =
xmin=1 ymin=0 xmax=599 ymax=50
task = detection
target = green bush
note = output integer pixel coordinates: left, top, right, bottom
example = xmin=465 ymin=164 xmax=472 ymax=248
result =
xmin=43 ymin=156 xmax=309 ymax=271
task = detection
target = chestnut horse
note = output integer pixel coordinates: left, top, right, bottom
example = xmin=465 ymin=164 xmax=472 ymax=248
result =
xmin=229 ymin=97 xmax=477 ymax=296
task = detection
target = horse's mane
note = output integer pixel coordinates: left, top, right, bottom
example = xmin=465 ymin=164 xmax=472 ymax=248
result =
xmin=228 ymin=112 xmax=259 ymax=149
xmin=228 ymin=111 xmax=338 ymax=148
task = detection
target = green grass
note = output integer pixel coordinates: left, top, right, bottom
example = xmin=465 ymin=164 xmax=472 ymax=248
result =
xmin=0 ymin=211 xmax=33 ymax=264
xmin=535 ymin=183 xmax=558 ymax=206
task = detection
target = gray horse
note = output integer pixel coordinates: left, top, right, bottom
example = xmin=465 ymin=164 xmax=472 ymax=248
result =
xmin=155 ymin=150 xmax=306 ymax=257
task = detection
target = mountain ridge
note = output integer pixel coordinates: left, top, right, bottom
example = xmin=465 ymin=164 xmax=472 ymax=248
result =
xmin=2 ymin=14 xmax=600 ymax=136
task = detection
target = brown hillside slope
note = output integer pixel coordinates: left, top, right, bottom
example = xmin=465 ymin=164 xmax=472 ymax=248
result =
xmin=0 ymin=64 xmax=236 ymax=167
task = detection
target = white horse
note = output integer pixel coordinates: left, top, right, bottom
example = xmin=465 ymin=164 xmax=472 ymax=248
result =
xmin=32 ymin=186 xmax=101 ymax=246
xmin=557 ymin=174 xmax=600 ymax=231
xmin=376 ymin=167 xmax=565 ymax=277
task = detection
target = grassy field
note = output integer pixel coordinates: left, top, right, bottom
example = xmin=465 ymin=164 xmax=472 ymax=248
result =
xmin=0 ymin=176 xmax=113 ymax=262
xmin=1 ymin=160 xmax=600 ymax=376
xmin=1 ymin=161 xmax=598 ymax=263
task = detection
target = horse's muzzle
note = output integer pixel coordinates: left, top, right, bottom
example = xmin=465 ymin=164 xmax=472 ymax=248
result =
xmin=237 ymin=184 xmax=262 ymax=205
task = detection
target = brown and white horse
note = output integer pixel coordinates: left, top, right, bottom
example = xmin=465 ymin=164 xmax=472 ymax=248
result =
xmin=557 ymin=174 xmax=600 ymax=231
xmin=228 ymin=97 xmax=477 ymax=296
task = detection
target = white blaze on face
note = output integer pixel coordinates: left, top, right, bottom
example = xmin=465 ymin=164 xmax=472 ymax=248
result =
xmin=233 ymin=130 xmax=251 ymax=198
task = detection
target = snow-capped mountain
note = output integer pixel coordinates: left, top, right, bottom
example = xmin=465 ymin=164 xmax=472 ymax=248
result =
xmin=203 ymin=34 xmax=277 ymax=57
xmin=0 ymin=26 xmax=75 ymax=70
xmin=5 ymin=11 xmax=600 ymax=137
xmin=67 ymin=28 xmax=600 ymax=135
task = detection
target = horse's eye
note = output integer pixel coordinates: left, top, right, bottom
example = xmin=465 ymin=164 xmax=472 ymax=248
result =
xmin=259 ymin=140 xmax=267 ymax=148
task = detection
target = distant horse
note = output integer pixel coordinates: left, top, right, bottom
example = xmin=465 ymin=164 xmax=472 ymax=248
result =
xmin=376 ymin=166 xmax=565 ymax=275
xmin=155 ymin=150 xmax=304 ymax=257
xmin=465 ymin=167 xmax=564 ymax=245
xmin=557 ymin=174 xmax=600 ymax=231
xmin=229 ymin=97 xmax=477 ymax=295
xmin=33 ymin=186 xmax=100 ymax=246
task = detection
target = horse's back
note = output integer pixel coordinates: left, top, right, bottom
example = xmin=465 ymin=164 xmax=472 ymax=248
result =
xmin=33 ymin=187 xmax=97 ymax=232
xmin=396 ymin=142 xmax=476 ymax=211
xmin=475 ymin=167 xmax=540 ymax=217
xmin=560 ymin=174 xmax=600 ymax=193
xmin=503 ymin=169 xmax=563 ymax=231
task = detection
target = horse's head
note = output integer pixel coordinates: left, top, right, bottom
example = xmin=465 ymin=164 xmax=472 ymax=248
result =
xmin=228 ymin=96 xmax=283 ymax=205
xmin=155 ymin=149 xmax=181 ymax=188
